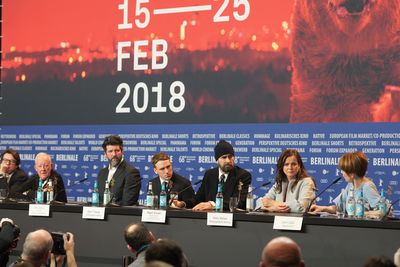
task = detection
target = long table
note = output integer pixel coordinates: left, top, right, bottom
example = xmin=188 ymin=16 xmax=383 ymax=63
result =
xmin=1 ymin=202 xmax=399 ymax=267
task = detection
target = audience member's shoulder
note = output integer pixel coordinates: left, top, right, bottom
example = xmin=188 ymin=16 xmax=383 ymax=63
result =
xmin=144 ymin=261 xmax=173 ymax=267
xmin=364 ymin=256 xmax=396 ymax=267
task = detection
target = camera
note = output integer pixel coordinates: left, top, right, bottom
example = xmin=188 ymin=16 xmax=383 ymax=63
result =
xmin=51 ymin=232 xmax=66 ymax=255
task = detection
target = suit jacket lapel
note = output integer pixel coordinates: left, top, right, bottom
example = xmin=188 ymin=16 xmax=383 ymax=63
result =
xmin=224 ymin=168 xmax=237 ymax=198
xmin=209 ymin=168 xmax=219 ymax=200
xmin=152 ymin=178 xmax=161 ymax=196
xmin=110 ymin=161 xmax=126 ymax=193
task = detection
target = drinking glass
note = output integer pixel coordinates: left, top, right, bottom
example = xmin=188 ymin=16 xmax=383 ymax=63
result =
xmin=0 ymin=189 xmax=8 ymax=202
xmin=229 ymin=197 xmax=238 ymax=212
xmin=169 ymin=191 xmax=178 ymax=206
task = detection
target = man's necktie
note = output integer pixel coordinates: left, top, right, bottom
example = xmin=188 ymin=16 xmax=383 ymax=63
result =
xmin=219 ymin=174 xmax=225 ymax=186
xmin=163 ymin=181 xmax=169 ymax=202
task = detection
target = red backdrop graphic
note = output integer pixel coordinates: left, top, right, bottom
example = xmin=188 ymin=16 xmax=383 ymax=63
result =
xmin=2 ymin=0 xmax=399 ymax=124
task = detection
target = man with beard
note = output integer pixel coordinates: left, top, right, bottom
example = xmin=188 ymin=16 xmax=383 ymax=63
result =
xmin=97 ymin=135 xmax=141 ymax=206
xmin=193 ymin=140 xmax=251 ymax=211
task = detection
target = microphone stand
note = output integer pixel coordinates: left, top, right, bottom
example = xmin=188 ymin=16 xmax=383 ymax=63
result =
xmin=237 ymin=180 xmax=243 ymax=206
xmin=250 ymin=181 xmax=273 ymax=212
xmin=51 ymin=177 xmax=89 ymax=205
xmin=168 ymin=180 xmax=202 ymax=206
xmin=382 ymin=198 xmax=400 ymax=220
xmin=303 ymin=177 xmax=342 ymax=216
xmin=106 ymin=177 xmax=143 ymax=207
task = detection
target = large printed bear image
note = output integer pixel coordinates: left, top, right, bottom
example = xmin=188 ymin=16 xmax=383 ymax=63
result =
xmin=290 ymin=0 xmax=400 ymax=122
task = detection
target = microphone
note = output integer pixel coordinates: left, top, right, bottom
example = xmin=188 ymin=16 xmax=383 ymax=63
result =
xmin=252 ymin=181 xmax=272 ymax=193
xmin=168 ymin=180 xmax=202 ymax=206
xmin=106 ymin=177 xmax=143 ymax=207
xmin=52 ymin=177 xmax=89 ymax=204
xmin=382 ymin=198 xmax=400 ymax=220
xmin=70 ymin=177 xmax=89 ymax=186
xmin=251 ymin=181 xmax=273 ymax=212
xmin=237 ymin=180 xmax=244 ymax=203
xmin=304 ymin=176 xmax=342 ymax=214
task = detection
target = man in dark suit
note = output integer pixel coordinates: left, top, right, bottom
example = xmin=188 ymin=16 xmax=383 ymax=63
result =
xmin=149 ymin=152 xmax=196 ymax=208
xmin=124 ymin=222 xmax=156 ymax=267
xmin=0 ymin=149 xmax=28 ymax=199
xmin=14 ymin=152 xmax=67 ymax=203
xmin=193 ymin=139 xmax=251 ymax=211
xmin=97 ymin=135 xmax=141 ymax=206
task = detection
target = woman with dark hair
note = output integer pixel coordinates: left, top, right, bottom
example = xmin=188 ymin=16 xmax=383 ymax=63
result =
xmin=259 ymin=149 xmax=316 ymax=213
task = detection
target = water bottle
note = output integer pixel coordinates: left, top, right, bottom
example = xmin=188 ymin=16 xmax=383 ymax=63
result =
xmin=355 ymin=191 xmax=365 ymax=219
xmin=103 ymin=181 xmax=111 ymax=206
xmin=92 ymin=180 xmax=99 ymax=207
xmin=377 ymin=189 xmax=387 ymax=217
xmin=159 ymin=182 xmax=167 ymax=209
xmin=36 ymin=180 xmax=44 ymax=204
xmin=215 ymin=183 xmax=223 ymax=212
xmin=346 ymin=188 xmax=356 ymax=218
xmin=47 ymin=179 xmax=54 ymax=204
xmin=246 ymin=185 xmax=254 ymax=212
xmin=146 ymin=182 xmax=154 ymax=208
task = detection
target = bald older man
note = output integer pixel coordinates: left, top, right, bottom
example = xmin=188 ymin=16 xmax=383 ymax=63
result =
xmin=13 ymin=153 xmax=67 ymax=203
xmin=260 ymin=236 xmax=305 ymax=267
xmin=10 ymin=229 xmax=53 ymax=267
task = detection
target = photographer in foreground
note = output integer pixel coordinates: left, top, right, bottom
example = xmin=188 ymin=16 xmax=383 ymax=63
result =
xmin=50 ymin=232 xmax=77 ymax=267
xmin=10 ymin=230 xmax=77 ymax=267
xmin=0 ymin=218 xmax=20 ymax=267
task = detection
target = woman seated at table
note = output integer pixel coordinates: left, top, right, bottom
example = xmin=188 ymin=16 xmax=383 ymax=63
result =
xmin=310 ymin=151 xmax=381 ymax=214
xmin=258 ymin=149 xmax=316 ymax=213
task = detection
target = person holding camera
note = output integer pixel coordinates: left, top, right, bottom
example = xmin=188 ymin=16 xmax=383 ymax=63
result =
xmin=10 ymin=230 xmax=77 ymax=267
xmin=0 ymin=218 xmax=20 ymax=267
xmin=50 ymin=232 xmax=77 ymax=267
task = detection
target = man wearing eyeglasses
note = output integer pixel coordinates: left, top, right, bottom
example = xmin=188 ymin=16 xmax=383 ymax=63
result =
xmin=0 ymin=149 xmax=28 ymax=199
xmin=14 ymin=152 xmax=67 ymax=203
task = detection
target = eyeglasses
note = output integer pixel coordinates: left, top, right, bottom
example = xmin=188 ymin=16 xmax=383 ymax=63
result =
xmin=1 ymin=159 xmax=17 ymax=165
xmin=36 ymin=164 xmax=51 ymax=169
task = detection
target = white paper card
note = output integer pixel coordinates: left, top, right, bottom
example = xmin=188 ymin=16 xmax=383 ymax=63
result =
xmin=82 ymin=206 xmax=105 ymax=220
xmin=141 ymin=209 xmax=167 ymax=223
xmin=273 ymin=216 xmax=303 ymax=231
xmin=207 ymin=212 xmax=233 ymax=227
xmin=28 ymin=204 xmax=50 ymax=216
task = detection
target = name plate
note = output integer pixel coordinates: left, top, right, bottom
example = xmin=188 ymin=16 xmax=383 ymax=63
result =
xmin=273 ymin=216 xmax=303 ymax=231
xmin=82 ymin=206 xmax=105 ymax=220
xmin=142 ymin=209 xmax=167 ymax=223
xmin=29 ymin=204 xmax=50 ymax=216
xmin=207 ymin=212 xmax=233 ymax=227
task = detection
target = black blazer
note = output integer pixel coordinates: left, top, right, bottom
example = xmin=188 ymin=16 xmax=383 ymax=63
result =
xmin=13 ymin=170 xmax=67 ymax=203
xmin=97 ymin=160 xmax=141 ymax=206
xmin=0 ymin=221 xmax=15 ymax=266
xmin=0 ymin=168 xmax=28 ymax=198
xmin=195 ymin=166 xmax=251 ymax=210
xmin=149 ymin=172 xmax=196 ymax=208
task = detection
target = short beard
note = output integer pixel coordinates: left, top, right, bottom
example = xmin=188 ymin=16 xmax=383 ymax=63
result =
xmin=221 ymin=163 xmax=233 ymax=173
xmin=110 ymin=157 xmax=121 ymax=167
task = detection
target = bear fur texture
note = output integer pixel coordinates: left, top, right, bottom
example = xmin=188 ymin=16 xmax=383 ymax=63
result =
xmin=290 ymin=0 xmax=400 ymax=122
